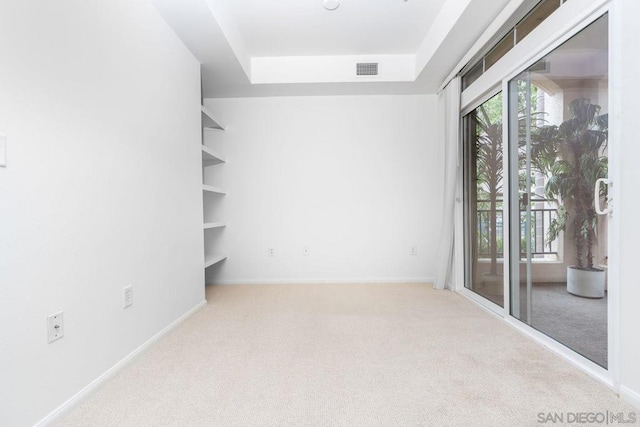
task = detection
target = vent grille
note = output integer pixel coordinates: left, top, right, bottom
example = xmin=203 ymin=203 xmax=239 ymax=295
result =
xmin=356 ymin=63 xmax=378 ymax=76
xmin=530 ymin=60 xmax=550 ymax=74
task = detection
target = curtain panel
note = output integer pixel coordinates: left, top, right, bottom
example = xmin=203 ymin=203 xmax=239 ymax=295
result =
xmin=434 ymin=77 xmax=461 ymax=290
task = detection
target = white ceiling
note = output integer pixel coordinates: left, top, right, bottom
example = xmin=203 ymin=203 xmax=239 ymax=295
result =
xmin=218 ymin=0 xmax=448 ymax=57
xmin=152 ymin=0 xmax=518 ymax=98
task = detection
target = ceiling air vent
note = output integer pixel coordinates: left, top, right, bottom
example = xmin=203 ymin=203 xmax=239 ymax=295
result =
xmin=356 ymin=63 xmax=379 ymax=76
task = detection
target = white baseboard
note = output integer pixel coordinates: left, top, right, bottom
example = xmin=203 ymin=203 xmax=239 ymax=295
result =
xmin=620 ymin=385 xmax=640 ymax=410
xmin=208 ymin=277 xmax=435 ymax=286
xmin=35 ymin=300 xmax=207 ymax=427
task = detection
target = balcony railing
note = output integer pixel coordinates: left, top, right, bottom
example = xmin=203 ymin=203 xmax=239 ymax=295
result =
xmin=476 ymin=198 xmax=558 ymax=259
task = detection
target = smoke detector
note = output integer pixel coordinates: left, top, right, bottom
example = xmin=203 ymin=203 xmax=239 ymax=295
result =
xmin=323 ymin=0 xmax=340 ymax=11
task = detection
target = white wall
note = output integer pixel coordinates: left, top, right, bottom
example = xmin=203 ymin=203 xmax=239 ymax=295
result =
xmin=203 ymin=95 xmax=440 ymax=285
xmin=0 ymin=1 xmax=204 ymax=425
xmin=615 ymin=0 xmax=640 ymax=407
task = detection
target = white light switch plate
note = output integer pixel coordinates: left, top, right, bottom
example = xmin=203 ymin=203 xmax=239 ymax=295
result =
xmin=47 ymin=311 xmax=64 ymax=343
xmin=123 ymin=286 xmax=133 ymax=308
xmin=0 ymin=133 xmax=6 ymax=167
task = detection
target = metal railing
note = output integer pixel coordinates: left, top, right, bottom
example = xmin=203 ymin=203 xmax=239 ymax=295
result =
xmin=476 ymin=198 xmax=558 ymax=258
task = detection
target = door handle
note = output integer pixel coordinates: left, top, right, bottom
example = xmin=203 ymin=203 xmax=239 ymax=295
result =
xmin=595 ymin=178 xmax=612 ymax=215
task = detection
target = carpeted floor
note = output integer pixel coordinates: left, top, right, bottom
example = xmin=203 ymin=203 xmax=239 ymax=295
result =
xmin=61 ymin=283 xmax=633 ymax=426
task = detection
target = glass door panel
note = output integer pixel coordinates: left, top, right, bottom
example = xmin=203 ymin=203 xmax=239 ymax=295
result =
xmin=508 ymin=15 xmax=609 ymax=368
xmin=463 ymin=92 xmax=505 ymax=307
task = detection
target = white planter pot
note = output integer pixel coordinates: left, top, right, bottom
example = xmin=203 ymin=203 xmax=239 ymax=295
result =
xmin=567 ymin=266 xmax=605 ymax=298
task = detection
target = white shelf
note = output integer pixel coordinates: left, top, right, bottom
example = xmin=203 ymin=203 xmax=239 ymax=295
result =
xmin=204 ymin=253 xmax=227 ymax=268
xmin=203 ymin=222 xmax=226 ymax=230
xmin=202 ymin=184 xmax=226 ymax=195
xmin=201 ymin=103 xmax=226 ymax=274
xmin=202 ymin=145 xmax=226 ymax=166
xmin=201 ymin=106 xmax=224 ymax=130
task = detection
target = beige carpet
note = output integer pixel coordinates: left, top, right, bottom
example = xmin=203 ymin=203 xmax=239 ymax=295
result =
xmin=61 ymin=283 xmax=634 ymax=426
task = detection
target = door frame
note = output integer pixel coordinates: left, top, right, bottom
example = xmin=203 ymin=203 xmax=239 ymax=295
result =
xmin=455 ymin=0 xmax=619 ymax=392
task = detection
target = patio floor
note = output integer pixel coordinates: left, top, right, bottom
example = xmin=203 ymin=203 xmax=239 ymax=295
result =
xmin=471 ymin=281 xmax=607 ymax=368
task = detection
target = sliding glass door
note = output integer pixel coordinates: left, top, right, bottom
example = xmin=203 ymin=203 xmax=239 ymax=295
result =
xmin=508 ymin=15 xmax=609 ymax=368
xmin=463 ymin=93 xmax=504 ymax=307
xmin=462 ymin=13 xmax=610 ymax=368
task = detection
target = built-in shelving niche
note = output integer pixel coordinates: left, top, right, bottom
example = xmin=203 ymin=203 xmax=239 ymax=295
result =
xmin=201 ymin=105 xmax=226 ymax=274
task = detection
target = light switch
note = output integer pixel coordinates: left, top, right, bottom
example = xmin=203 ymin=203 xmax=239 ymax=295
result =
xmin=0 ymin=133 xmax=6 ymax=167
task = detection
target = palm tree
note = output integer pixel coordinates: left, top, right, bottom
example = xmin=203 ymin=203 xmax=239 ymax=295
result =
xmin=540 ymin=98 xmax=608 ymax=270
xmin=474 ymin=104 xmax=503 ymax=275
xmin=472 ymin=89 xmax=545 ymax=275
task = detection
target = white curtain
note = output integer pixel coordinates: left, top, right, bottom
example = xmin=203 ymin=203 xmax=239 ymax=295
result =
xmin=434 ymin=77 xmax=461 ymax=290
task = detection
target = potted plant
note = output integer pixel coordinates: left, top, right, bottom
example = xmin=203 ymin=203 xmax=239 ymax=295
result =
xmin=538 ymin=98 xmax=608 ymax=298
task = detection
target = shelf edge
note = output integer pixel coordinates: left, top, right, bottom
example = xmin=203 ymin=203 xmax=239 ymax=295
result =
xmin=201 ymin=145 xmax=226 ymax=165
xmin=201 ymin=105 xmax=225 ymax=130
xmin=202 ymin=185 xmax=226 ymax=195
xmin=203 ymin=222 xmax=226 ymax=230
xmin=204 ymin=254 xmax=227 ymax=268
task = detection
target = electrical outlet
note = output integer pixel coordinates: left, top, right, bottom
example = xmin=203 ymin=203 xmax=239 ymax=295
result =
xmin=267 ymin=248 xmax=276 ymax=257
xmin=47 ymin=312 xmax=64 ymax=343
xmin=410 ymin=246 xmax=418 ymax=256
xmin=123 ymin=286 xmax=133 ymax=309
xmin=303 ymin=246 xmax=310 ymax=256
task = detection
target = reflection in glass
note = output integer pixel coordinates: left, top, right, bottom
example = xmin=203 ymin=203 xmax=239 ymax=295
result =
xmin=464 ymin=93 xmax=505 ymax=307
xmin=508 ymin=15 xmax=609 ymax=367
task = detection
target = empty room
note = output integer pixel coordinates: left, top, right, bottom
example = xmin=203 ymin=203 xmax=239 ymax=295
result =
xmin=2 ymin=0 xmax=640 ymax=425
